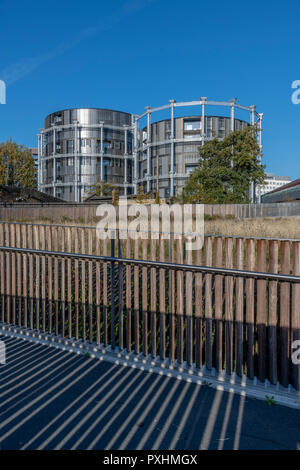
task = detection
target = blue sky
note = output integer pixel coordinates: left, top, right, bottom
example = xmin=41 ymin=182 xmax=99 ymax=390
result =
xmin=0 ymin=0 xmax=299 ymax=178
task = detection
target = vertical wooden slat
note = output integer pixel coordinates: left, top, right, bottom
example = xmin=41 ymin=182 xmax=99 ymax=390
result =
xmin=118 ymin=233 xmax=124 ymax=350
xmin=142 ymin=237 xmax=148 ymax=356
xmin=280 ymin=241 xmax=290 ymax=387
xmin=34 ymin=225 xmax=40 ymax=331
xmin=225 ymin=237 xmax=234 ymax=375
xmin=74 ymin=228 xmax=79 ymax=341
xmin=41 ymin=226 xmax=46 ymax=332
xmin=67 ymin=227 xmax=72 ymax=339
xmin=268 ymin=239 xmax=278 ymax=385
xmin=246 ymin=239 xmax=255 ymax=379
xmin=22 ymin=225 xmax=28 ymax=329
xmin=88 ymin=230 xmax=93 ymax=344
xmin=159 ymin=236 xmax=166 ymax=360
xmin=150 ymin=238 xmax=157 ymax=358
xmin=235 ymin=238 xmax=244 ymax=377
xmin=54 ymin=226 xmax=59 ymax=336
xmin=81 ymin=228 xmax=86 ymax=342
xmin=126 ymin=237 xmax=132 ymax=352
xmin=110 ymin=236 xmax=116 ymax=349
xmin=47 ymin=226 xmax=53 ymax=334
xmin=186 ymin=243 xmax=193 ymax=367
xmin=28 ymin=225 xmax=34 ymax=330
xmin=292 ymin=242 xmax=300 ymax=390
xmin=134 ymin=237 xmax=140 ymax=354
xmin=257 ymin=239 xmax=267 ymax=382
xmin=16 ymin=225 xmax=22 ymax=327
xmin=61 ymin=228 xmax=66 ymax=337
xmin=5 ymin=224 xmax=11 ymax=324
xmin=103 ymin=236 xmax=108 ymax=347
xmin=0 ymin=225 xmax=4 ymax=323
xmin=169 ymin=233 xmax=175 ymax=362
xmin=10 ymin=224 xmax=16 ymax=325
xmin=176 ymin=237 xmax=184 ymax=364
xmin=195 ymin=237 xmax=203 ymax=369
xmin=96 ymin=233 xmax=101 ymax=346
xmin=205 ymin=236 xmax=212 ymax=370
xmin=214 ymin=237 xmax=223 ymax=372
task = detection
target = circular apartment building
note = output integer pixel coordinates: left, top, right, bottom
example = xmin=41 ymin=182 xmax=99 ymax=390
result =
xmin=38 ymin=99 xmax=262 ymax=201
xmin=38 ymin=108 xmax=134 ymax=202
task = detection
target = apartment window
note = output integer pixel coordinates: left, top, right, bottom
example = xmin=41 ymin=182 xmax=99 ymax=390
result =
xmin=67 ymin=157 xmax=74 ymax=166
xmin=185 ymin=164 xmax=197 ymax=175
xmin=184 ymin=120 xmax=201 ymax=131
xmin=67 ymin=140 xmax=73 ymax=154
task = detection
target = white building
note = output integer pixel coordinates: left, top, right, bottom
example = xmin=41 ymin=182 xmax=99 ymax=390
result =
xmin=257 ymin=173 xmax=291 ymax=200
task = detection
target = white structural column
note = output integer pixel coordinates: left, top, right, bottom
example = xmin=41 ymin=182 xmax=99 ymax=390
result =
xmin=74 ymin=121 xmax=79 ymax=202
xmin=133 ymin=116 xmax=138 ymax=194
xmin=250 ymin=105 xmax=256 ymax=126
xmin=146 ymin=106 xmax=152 ymax=193
xmin=52 ymin=126 xmax=56 ymax=197
xmin=169 ymin=99 xmax=176 ymax=197
xmin=123 ymin=125 xmax=128 ymax=196
xmin=100 ymin=121 xmax=104 ymax=182
xmin=200 ymin=97 xmax=207 ymax=145
xmin=37 ymin=133 xmax=42 ymax=191
xmin=230 ymin=98 xmax=237 ymax=132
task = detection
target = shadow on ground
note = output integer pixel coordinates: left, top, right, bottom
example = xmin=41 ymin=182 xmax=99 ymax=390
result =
xmin=0 ymin=335 xmax=300 ymax=450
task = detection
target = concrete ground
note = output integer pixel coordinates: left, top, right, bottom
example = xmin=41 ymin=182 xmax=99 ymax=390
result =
xmin=0 ymin=335 xmax=300 ymax=450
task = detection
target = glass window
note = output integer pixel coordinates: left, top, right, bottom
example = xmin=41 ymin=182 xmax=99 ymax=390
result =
xmin=67 ymin=140 xmax=73 ymax=154
xmin=184 ymin=120 xmax=201 ymax=131
xmin=185 ymin=165 xmax=197 ymax=175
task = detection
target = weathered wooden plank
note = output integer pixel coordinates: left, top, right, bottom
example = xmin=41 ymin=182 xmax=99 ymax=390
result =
xmin=34 ymin=225 xmax=40 ymax=331
xmin=126 ymin=236 xmax=132 ymax=352
xmin=142 ymin=237 xmax=148 ymax=356
xmin=81 ymin=228 xmax=86 ymax=342
xmin=150 ymin=238 xmax=157 ymax=358
xmin=292 ymin=242 xmax=300 ymax=390
xmin=46 ymin=226 xmax=53 ymax=334
xmin=280 ymin=241 xmax=290 ymax=387
xmin=257 ymin=239 xmax=267 ymax=382
xmin=235 ymin=238 xmax=244 ymax=377
xmin=88 ymin=230 xmax=93 ymax=344
xmin=205 ymin=236 xmax=213 ymax=370
xmin=67 ymin=227 xmax=72 ymax=339
xmin=159 ymin=236 xmax=166 ymax=361
xmin=225 ymin=237 xmax=234 ymax=375
xmin=214 ymin=237 xmax=223 ymax=372
xmin=74 ymin=228 xmax=79 ymax=340
xmin=185 ymin=242 xmax=193 ymax=367
xmin=0 ymin=225 xmax=4 ymax=323
xmin=195 ymin=237 xmax=203 ymax=369
xmin=176 ymin=237 xmax=184 ymax=364
xmin=133 ymin=237 xmax=140 ymax=354
xmin=10 ymin=224 xmax=16 ymax=325
xmin=268 ymin=240 xmax=278 ymax=385
xmin=95 ymin=233 xmax=101 ymax=346
xmin=246 ymin=239 xmax=255 ymax=379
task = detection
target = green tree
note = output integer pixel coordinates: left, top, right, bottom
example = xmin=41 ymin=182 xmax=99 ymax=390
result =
xmin=136 ymin=185 xmax=150 ymax=203
xmin=89 ymin=179 xmax=114 ymax=196
xmin=0 ymin=140 xmax=36 ymax=188
xmin=112 ymin=188 xmax=119 ymax=206
xmin=183 ymin=125 xmax=266 ymax=204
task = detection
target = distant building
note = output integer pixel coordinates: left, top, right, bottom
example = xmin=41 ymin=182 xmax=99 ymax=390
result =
xmin=38 ymin=99 xmax=263 ymax=202
xmin=261 ymin=178 xmax=300 ymax=203
xmin=257 ymin=173 xmax=291 ymax=200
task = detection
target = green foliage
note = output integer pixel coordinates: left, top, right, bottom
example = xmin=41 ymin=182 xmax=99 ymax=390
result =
xmin=183 ymin=125 xmax=266 ymax=204
xmin=0 ymin=140 xmax=36 ymax=188
xmin=89 ymin=179 xmax=114 ymax=197
xmin=265 ymin=395 xmax=276 ymax=406
xmin=136 ymin=185 xmax=150 ymax=203
xmin=112 ymin=188 xmax=119 ymax=206
xmin=154 ymin=192 xmax=161 ymax=204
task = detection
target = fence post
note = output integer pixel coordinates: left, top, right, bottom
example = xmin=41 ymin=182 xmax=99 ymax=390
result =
xmin=225 ymin=237 xmax=233 ymax=375
xmin=268 ymin=240 xmax=278 ymax=385
xmin=205 ymin=236 xmax=213 ymax=370
xmin=214 ymin=237 xmax=223 ymax=372
xmin=257 ymin=239 xmax=267 ymax=382
xmin=235 ymin=238 xmax=244 ymax=377
xmin=292 ymin=242 xmax=300 ymax=390
xmin=246 ymin=239 xmax=255 ymax=379
xmin=280 ymin=241 xmax=291 ymax=387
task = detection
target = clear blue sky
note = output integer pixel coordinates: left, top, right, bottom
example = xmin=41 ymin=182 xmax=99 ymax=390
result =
xmin=0 ymin=0 xmax=299 ymax=178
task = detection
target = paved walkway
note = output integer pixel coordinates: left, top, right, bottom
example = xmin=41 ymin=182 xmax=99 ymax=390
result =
xmin=0 ymin=335 xmax=300 ymax=450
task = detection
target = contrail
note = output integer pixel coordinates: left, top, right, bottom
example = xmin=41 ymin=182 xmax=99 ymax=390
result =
xmin=0 ymin=0 xmax=157 ymax=86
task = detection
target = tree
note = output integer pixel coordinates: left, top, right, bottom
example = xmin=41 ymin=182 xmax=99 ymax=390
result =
xmin=0 ymin=140 xmax=36 ymax=188
xmin=89 ymin=179 xmax=114 ymax=196
xmin=183 ymin=125 xmax=266 ymax=204
xmin=112 ymin=188 xmax=119 ymax=206
xmin=136 ymin=185 xmax=150 ymax=203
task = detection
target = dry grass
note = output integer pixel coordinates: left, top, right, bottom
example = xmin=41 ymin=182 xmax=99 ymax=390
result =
xmin=204 ymin=217 xmax=300 ymax=239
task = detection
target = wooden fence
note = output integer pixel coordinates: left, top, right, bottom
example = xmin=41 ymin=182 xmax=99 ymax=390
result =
xmin=0 ymin=222 xmax=300 ymax=391
xmin=1 ymin=201 xmax=300 ymax=222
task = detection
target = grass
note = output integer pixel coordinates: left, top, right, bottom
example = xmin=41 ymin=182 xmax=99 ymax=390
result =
xmin=204 ymin=217 xmax=300 ymax=239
